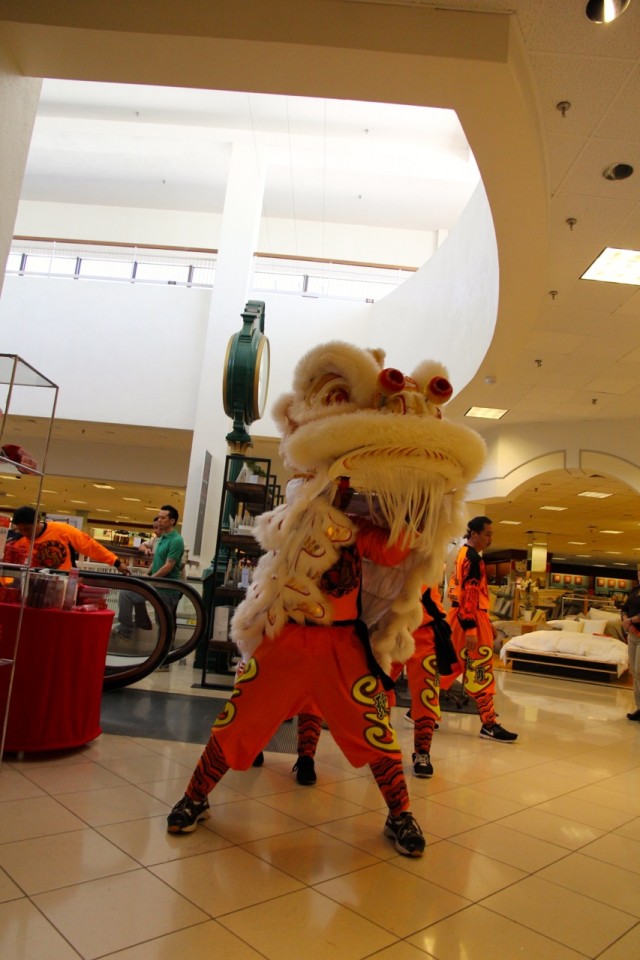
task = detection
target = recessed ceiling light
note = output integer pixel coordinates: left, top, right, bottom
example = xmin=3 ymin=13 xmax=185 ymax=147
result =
xmin=568 ymin=541 xmax=586 ymax=545
xmin=122 ymin=497 xmax=141 ymax=502
xmin=465 ymin=406 xmax=508 ymax=420
xmin=145 ymin=507 xmax=159 ymax=512
xmin=578 ymin=490 xmax=612 ymax=499
xmin=585 ymin=0 xmax=631 ymax=24
xmin=601 ymin=530 xmax=622 ymax=534
xmin=499 ymin=520 xmax=521 ymax=525
xmin=93 ymin=483 xmax=115 ymax=489
xmin=70 ymin=499 xmax=87 ymax=504
xmin=95 ymin=508 xmax=110 ymax=512
xmin=605 ymin=551 xmax=622 ymax=554
xmin=540 ymin=505 xmax=567 ymax=511
xmin=581 ymin=247 xmax=640 ymax=285
xmin=602 ymin=162 xmax=634 ymax=181
xmin=42 ymin=489 xmax=58 ymax=494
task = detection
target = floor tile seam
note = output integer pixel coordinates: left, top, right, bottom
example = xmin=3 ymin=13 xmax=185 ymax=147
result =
xmin=306 ymin=879 xmax=471 ymax=940
xmin=237 ymin=838 xmax=384 ymax=885
xmin=531 ymin=855 xmax=640 ymax=922
xmin=576 ymin=842 xmax=640 ymax=875
xmin=489 ymin=799 xmax=611 ymax=844
xmin=151 ymin=862 xmax=309 ymax=921
xmin=470 ymin=898 xmax=593 ymax=958
xmin=21 ymin=893 xmax=86 ymax=957
xmin=435 ymin=831 xmax=561 ymax=880
xmin=197 ymin=914 xmax=274 ymax=960
xmin=478 ymin=871 xmax=638 ymax=956
xmin=209 ymin=817 xmax=317 ymax=848
xmin=6 ymin=856 xmax=144 ymax=900
xmin=592 ymin=922 xmax=640 ymax=960
xmin=536 ymin=794 xmax=640 ymax=831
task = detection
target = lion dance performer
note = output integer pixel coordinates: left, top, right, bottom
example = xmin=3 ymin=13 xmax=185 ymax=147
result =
xmin=167 ymin=341 xmax=485 ymax=856
xmin=441 ymin=515 xmax=518 ymax=742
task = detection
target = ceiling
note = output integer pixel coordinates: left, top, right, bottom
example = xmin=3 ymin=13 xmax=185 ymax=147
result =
xmin=4 ymin=0 xmax=640 ymax=569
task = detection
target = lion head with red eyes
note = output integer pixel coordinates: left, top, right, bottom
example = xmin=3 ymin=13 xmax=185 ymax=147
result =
xmin=272 ymin=341 xmax=485 ymax=560
xmin=232 ymin=341 xmax=485 ymax=669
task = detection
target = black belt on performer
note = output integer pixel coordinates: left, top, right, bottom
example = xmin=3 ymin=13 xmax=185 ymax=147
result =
xmin=303 ymin=616 xmax=395 ymax=691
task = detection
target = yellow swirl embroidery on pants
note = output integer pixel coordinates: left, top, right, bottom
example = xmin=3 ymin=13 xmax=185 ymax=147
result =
xmin=214 ymin=657 xmax=259 ymax=728
xmin=418 ymin=652 xmax=440 ymax=711
xmin=213 ymin=700 xmax=236 ymax=728
xmin=352 ymin=675 xmax=399 ymax=752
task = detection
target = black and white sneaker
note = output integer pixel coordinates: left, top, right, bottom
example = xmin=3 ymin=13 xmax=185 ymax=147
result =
xmin=167 ymin=795 xmax=210 ymax=833
xmin=384 ymin=811 xmax=426 ymax=857
xmin=292 ymin=755 xmax=317 ymax=785
xmin=479 ymin=723 xmax=518 ymax=743
xmin=412 ymin=752 xmax=434 ymax=778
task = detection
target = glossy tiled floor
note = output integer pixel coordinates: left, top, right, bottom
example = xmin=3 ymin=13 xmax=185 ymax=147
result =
xmin=2 ymin=664 xmax=640 ymax=960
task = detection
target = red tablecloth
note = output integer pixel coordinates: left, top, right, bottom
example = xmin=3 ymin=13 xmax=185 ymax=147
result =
xmin=0 ymin=604 xmax=114 ymax=752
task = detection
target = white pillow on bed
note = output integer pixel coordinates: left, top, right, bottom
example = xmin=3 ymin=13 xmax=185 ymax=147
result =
xmin=561 ymin=619 xmax=583 ymax=632
xmin=588 ymin=607 xmax=620 ymax=621
xmin=581 ymin=619 xmax=607 ymax=636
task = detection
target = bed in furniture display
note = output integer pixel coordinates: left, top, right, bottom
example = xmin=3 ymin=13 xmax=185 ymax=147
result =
xmin=500 ymin=621 xmax=629 ymax=683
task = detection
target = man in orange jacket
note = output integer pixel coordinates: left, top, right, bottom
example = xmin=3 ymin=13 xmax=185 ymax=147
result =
xmin=7 ymin=505 xmax=125 ymax=571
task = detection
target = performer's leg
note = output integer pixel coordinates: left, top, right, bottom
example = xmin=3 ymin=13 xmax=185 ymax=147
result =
xmin=405 ymin=626 xmax=439 ymax=777
xmin=168 ymin=626 xmax=310 ymax=833
xmin=292 ymin=709 xmax=322 ymax=785
xmin=463 ymin=616 xmax=518 ymax=742
xmin=311 ymin=626 xmax=425 ymax=856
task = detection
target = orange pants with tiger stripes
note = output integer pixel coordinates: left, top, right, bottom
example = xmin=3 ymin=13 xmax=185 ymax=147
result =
xmin=187 ymin=623 xmax=409 ymax=816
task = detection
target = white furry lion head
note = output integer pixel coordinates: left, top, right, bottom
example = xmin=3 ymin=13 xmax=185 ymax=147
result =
xmin=272 ymin=341 xmax=486 ymax=557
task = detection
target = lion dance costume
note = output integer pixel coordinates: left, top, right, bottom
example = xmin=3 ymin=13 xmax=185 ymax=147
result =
xmin=168 ymin=341 xmax=485 ymax=856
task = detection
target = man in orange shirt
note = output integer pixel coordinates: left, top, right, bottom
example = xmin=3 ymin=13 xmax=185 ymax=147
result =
xmin=7 ymin=505 xmax=124 ymax=572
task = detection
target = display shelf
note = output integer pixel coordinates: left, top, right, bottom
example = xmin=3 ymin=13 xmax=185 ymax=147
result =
xmin=198 ymin=453 xmax=273 ymax=689
xmin=0 ymin=355 xmax=58 ymax=760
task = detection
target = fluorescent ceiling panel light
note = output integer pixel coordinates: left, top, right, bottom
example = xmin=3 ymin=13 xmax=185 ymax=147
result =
xmin=70 ymin=499 xmax=87 ymax=504
xmin=93 ymin=483 xmax=114 ymax=489
xmin=41 ymin=489 xmax=58 ymax=494
xmin=568 ymin=541 xmax=586 ymax=545
xmin=605 ymin=551 xmax=622 ymax=554
xmin=601 ymin=530 xmax=622 ymax=534
xmin=145 ymin=507 xmax=159 ymax=512
xmin=122 ymin=497 xmax=141 ymax=502
xmin=465 ymin=406 xmax=507 ymax=420
xmin=499 ymin=520 xmax=521 ymax=525
xmin=540 ymin=505 xmax=566 ymax=511
xmin=576 ymin=554 xmax=590 ymax=557
xmin=581 ymin=246 xmax=640 ymax=285
xmin=95 ymin=508 xmax=110 ymax=512
xmin=578 ymin=491 xmax=611 ymax=499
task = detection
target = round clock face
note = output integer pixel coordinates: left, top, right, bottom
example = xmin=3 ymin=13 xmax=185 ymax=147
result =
xmin=223 ymin=329 xmax=270 ymax=425
xmin=253 ymin=336 xmax=270 ymax=419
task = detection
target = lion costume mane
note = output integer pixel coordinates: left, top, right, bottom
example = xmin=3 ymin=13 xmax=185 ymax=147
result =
xmin=231 ymin=341 xmax=486 ymax=675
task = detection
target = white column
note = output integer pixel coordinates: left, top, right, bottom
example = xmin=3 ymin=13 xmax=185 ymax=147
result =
xmin=181 ymin=133 xmax=265 ymax=569
xmin=0 ymin=44 xmax=41 ymax=296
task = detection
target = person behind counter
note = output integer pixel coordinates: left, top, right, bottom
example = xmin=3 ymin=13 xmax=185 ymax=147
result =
xmin=6 ymin=506 xmax=125 ymax=572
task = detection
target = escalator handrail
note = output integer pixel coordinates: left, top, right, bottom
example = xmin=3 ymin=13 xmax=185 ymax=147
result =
xmin=76 ymin=570 xmax=174 ymax=690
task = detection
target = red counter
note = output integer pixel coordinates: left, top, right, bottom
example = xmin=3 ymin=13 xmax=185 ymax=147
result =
xmin=0 ymin=604 xmax=114 ymax=753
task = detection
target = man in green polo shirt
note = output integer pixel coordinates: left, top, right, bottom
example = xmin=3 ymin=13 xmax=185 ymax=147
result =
xmin=148 ymin=504 xmax=185 ymax=619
